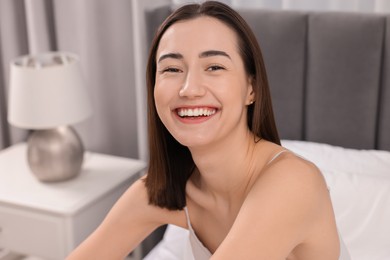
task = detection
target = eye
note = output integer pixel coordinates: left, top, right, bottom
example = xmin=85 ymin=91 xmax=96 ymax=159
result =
xmin=206 ymin=65 xmax=225 ymax=71
xmin=159 ymin=67 xmax=182 ymax=74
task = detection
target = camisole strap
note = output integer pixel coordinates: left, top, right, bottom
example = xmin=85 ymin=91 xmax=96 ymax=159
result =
xmin=184 ymin=206 xmax=213 ymax=259
xmin=184 ymin=206 xmax=193 ymax=229
xmin=266 ymin=150 xmax=289 ymax=166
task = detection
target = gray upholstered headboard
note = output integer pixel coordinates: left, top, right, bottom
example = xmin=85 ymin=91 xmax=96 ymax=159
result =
xmin=145 ymin=7 xmax=390 ymax=151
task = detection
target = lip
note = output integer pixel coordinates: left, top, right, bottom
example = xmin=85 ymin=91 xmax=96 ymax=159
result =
xmin=173 ymin=105 xmax=219 ymax=124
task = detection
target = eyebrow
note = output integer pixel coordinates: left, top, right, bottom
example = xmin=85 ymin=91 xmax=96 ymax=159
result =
xmin=199 ymin=50 xmax=231 ymax=59
xmin=157 ymin=53 xmax=183 ymax=63
xmin=157 ymin=50 xmax=231 ymax=63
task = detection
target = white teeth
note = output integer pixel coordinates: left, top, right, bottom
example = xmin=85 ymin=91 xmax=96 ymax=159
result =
xmin=177 ymin=108 xmax=216 ymax=117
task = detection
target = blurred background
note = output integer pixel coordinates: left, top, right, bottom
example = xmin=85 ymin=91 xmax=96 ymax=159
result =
xmin=1 ymin=0 xmax=390 ymax=161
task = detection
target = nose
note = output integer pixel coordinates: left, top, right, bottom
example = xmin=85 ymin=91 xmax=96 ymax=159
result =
xmin=179 ymin=70 xmax=206 ymax=98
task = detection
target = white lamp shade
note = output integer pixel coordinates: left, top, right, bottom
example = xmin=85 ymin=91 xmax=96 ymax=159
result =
xmin=8 ymin=52 xmax=92 ymax=129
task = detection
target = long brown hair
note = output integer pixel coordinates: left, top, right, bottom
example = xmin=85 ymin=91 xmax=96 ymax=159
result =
xmin=145 ymin=1 xmax=280 ymax=210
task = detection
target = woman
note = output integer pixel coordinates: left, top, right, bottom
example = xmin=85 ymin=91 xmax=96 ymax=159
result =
xmin=67 ymin=1 xmax=350 ymax=259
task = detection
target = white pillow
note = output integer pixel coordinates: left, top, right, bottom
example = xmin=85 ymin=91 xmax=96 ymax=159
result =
xmin=325 ymin=169 xmax=390 ymax=260
xmin=281 ymin=140 xmax=390 ymax=178
xmin=282 ymin=140 xmax=390 ymax=260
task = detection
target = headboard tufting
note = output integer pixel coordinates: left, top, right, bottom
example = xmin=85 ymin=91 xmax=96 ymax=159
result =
xmin=145 ymin=7 xmax=390 ymax=151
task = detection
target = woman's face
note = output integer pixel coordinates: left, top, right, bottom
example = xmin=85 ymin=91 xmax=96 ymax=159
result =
xmin=154 ymin=16 xmax=254 ymax=148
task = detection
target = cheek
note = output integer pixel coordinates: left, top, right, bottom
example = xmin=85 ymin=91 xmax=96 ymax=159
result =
xmin=154 ymin=77 xmax=169 ymax=102
xmin=153 ymin=84 xmax=163 ymax=106
xmin=153 ymin=81 xmax=177 ymax=121
xmin=154 ymin=85 xmax=167 ymax=118
xmin=154 ymin=75 xmax=184 ymax=103
xmin=220 ymin=78 xmax=250 ymax=105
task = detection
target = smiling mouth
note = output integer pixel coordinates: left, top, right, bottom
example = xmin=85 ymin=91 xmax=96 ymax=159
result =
xmin=176 ymin=107 xmax=217 ymax=118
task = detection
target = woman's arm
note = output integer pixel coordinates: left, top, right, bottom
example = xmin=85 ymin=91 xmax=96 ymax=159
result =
xmin=211 ymin=155 xmax=339 ymax=260
xmin=66 ymin=178 xmax=170 ymax=260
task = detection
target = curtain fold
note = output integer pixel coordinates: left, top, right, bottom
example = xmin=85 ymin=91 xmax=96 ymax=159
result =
xmin=0 ymin=0 xmax=30 ymax=149
xmin=0 ymin=41 xmax=9 ymax=148
xmin=24 ymin=0 xmax=56 ymax=53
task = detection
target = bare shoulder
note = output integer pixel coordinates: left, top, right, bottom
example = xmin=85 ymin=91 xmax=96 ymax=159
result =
xmin=252 ymin=140 xmax=327 ymax=195
xmin=258 ymin=151 xmax=327 ymax=194
xmin=247 ymin=151 xmax=330 ymax=216
xmin=212 ymin=151 xmax=337 ymax=259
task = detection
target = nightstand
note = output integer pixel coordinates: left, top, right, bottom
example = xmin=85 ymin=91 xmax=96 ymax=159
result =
xmin=0 ymin=143 xmax=146 ymax=260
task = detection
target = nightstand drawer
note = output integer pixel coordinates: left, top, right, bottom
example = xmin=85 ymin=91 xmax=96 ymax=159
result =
xmin=0 ymin=206 xmax=64 ymax=259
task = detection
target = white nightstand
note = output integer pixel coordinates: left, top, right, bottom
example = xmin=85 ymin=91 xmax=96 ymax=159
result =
xmin=0 ymin=143 xmax=146 ymax=260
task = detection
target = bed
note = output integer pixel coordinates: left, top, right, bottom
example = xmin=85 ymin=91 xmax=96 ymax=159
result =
xmin=143 ymin=6 xmax=390 ymax=260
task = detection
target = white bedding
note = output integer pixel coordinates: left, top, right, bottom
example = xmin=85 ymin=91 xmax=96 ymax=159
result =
xmin=145 ymin=140 xmax=390 ymax=260
xmin=281 ymin=140 xmax=390 ymax=260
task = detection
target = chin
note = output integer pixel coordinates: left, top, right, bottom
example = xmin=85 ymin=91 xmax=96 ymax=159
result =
xmin=171 ymin=132 xmax=212 ymax=149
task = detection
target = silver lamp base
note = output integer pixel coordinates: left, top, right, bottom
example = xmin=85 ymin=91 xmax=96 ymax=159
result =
xmin=27 ymin=126 xmax=84 ymax=182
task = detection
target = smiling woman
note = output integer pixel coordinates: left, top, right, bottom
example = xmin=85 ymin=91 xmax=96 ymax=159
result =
xmin=66 ymin=1 xmax=350 ymax=260
xmin=154 ymin=16 xmax=254 ymax=151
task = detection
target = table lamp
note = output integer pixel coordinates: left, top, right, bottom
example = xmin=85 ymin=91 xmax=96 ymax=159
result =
xmin=7 ymin=51 xmax=92 ymax=182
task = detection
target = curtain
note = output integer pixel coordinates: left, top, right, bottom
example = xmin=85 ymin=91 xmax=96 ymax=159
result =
xmin=0 ymin=0 xmax=141 ymax=158
xmin=173 ymin=0 xmax=390 ymax=12
xmin=0 ymin=0 xmax=29 ymax=149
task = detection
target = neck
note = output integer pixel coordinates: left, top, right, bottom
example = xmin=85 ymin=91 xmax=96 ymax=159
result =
xmin=188 ymin=128 xmax=260 ymax=204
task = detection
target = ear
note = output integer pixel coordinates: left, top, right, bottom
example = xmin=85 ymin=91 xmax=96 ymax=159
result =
xmin=246 ymin=76 xmax=255 ymax=105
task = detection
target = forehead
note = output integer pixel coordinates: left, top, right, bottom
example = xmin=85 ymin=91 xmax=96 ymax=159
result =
xmin=157 ymin=16 xmax=239 ymax=57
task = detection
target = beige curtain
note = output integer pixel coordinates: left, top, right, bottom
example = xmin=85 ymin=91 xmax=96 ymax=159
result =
xmin=0 ymin=0 xmax=140 ymax=158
